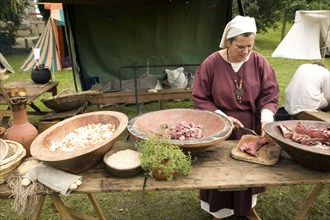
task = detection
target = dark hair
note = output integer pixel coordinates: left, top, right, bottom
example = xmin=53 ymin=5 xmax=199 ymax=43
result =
xmin=227 ymin=32 xmax=255 ymax=43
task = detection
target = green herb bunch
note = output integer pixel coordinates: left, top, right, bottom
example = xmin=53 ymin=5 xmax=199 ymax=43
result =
xmin=135 ymin=136 xmax=192 ymax=180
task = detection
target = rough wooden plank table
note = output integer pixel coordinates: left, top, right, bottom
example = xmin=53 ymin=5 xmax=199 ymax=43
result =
xmin=0 ymin=80 xmax=58 ymax=113
xmin=293 ymin=110 xmax=330 ymax=123
xmin=1 ymin=81 xmax=58 ymax=106
xmin=1 ymin=141 xmax=329 ymax=219
xmin=0 ymin=80 xmax=58 ymax=127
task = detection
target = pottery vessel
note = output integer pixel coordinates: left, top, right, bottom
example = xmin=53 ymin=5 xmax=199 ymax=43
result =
xmin=151 ymin=159 xmax=175 ymax=180
xmin=5 ymin=97 xmax=39 ymax=157
xmin=127 ymin=108 xmax=233 ymax=154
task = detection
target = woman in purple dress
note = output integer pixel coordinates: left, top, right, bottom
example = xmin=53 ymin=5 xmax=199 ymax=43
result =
xmin=192 ymin=15 xmax=280 ymax=220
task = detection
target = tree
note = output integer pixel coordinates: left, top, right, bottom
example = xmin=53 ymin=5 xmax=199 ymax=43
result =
xmin=238 ymin=0 xmax=283 ymax=33
xmin=278 ymin=0 xmax=330 ymax=40
xmin=239 ymin=0 xmax=330 ymax=37
xmin=0 ymin=0 xmax=30 ymax=54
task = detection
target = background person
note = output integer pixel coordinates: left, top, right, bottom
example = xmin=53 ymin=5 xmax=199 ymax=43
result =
xmin=284 ymin=62 xmax=330 ymax=115
xmin=192 ymin=15 xmax=280 ymax=220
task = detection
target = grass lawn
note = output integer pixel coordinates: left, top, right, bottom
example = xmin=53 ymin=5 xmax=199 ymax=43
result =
xmin=0 ymin=26 xmax=329 ymax=220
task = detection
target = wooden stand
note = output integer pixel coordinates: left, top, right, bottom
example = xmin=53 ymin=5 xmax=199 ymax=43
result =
xmin=22 ymin=193 xmax=106 ymax=220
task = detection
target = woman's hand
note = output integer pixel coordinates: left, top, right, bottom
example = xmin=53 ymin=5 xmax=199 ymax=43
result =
xmin=227 ymin=116 xmax=244 ymax=128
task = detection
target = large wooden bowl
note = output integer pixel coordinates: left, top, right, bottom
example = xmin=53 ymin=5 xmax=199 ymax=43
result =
xmin=264 ymin=120 xmax=330 ymax=172
xmin=127 ymin=108 xmax=233 ymax=153
xmin=31 ymin=111 xmax=128 ymax=174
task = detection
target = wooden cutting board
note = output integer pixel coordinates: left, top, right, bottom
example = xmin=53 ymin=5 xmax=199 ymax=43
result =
xmin=230 ymin=135 xmax=281 ymax=165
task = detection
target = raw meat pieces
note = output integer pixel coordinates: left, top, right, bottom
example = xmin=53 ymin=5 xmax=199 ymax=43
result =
xmin=279 ymin=122 xmax=330 ymax=147
xmin=160 ymin=121 xmax=203 ymax=140
xmin=239 ymin=137 xmax=270 ymax=157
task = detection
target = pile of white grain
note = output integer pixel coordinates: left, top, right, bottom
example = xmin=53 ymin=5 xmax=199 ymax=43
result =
xmin=106 ymin=149 xmax=141 ymax=169
xmin=50 ymin=123 xmax=116 ymax=152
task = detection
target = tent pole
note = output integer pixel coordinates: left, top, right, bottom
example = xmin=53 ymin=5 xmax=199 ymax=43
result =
xmin=321 ymin=23 xmax=330 ymax=59
xmin=132 ymin=62 xmax=140 ymax=115
xmin=237 ymin=0 xmax=245 ymax=16
xmin=63 ymin=4 xmax=79 ymax=91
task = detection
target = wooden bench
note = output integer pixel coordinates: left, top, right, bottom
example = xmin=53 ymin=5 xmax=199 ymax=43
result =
xmin=88 ymin=88 xmax=192 ymax=110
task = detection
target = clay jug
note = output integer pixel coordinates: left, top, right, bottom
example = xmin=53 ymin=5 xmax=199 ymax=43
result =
xmin=5 ymin=97 xmax=39 ymax=157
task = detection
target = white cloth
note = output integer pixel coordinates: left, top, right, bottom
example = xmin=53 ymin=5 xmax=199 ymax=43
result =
xmin=23 ymin=166 xmax=82 ymax=195
xmin=201 ymin=194 xmax=258 ymax=218
xmin=219 ymin=15 xmax=257 ymax=48
xmin=165 ymin=67 xmax=188 ymax=89
xmin=261 ymin=109 xmax=274 ymax=124
xmin=215 ymin=109 xmax=227 ymax=117
xmin=284 ymin=63 xmax=330 ymax=115
xmin=215 ymin=109 xmax=273 ymax=123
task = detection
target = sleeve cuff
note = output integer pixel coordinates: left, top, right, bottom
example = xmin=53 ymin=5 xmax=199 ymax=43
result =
xmin=215 ymin=109 xmax=227 ymax=117
xmin=261 ymin=109 xmax=274 ymax=124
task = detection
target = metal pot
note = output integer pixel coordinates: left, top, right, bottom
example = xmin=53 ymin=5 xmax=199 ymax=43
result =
xmin=31 ymin=64 xmax=51 ymax=84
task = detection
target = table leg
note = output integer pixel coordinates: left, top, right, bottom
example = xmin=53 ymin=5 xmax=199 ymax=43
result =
xmin=65 ymin=207 xmax=98 ymax=220
xmin=87 ymin=193 xmax=106 ymax=220
xmin=29 ymin=102 xmax=42 ymax=113
xmin=1 ymin=107 xmax=12 ymax=127
xmin=50 ymin=193 xmax=102 ymax=220
xmin=50 ymin=86 xmax=58 ymax=96
xmin=30 ymin=195 xmax=46 ymax=220
xmin=294 ymin=183 xmax=325 ymax=220
xmin=49 ymin=194 xmax=73 ymax=220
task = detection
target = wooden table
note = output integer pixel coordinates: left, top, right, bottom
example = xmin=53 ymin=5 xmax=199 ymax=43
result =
xmin=293 ymin=110 xmax=330 ymax=123
xmin=0 ymin=141 xmax=329 ymax=219
xmin=0 ymin=81 xmax=58 ymax=126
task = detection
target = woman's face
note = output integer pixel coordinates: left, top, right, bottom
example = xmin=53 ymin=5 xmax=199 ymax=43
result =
xmin=227 ymin=34 xmax=255 ymax=63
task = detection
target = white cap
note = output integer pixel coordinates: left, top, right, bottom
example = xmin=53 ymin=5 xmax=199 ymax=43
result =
xmin=219 ymin=15 xmax=257 ymax=48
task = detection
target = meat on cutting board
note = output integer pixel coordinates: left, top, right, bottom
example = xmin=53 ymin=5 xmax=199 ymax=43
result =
xmin=239 ymin=137 xmax=270 ymax=157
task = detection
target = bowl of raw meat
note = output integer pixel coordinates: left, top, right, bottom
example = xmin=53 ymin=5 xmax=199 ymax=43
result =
xmin=264 ymin=120 xmax=330 ymax=171
xmin=127 ymin=108 xmax=233 ymax=154
xmin=30 ymin=111 xmax=128 ymax=174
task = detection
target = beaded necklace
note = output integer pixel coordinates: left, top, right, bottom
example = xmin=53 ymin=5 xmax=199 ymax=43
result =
xmin=227 ymin=49 xmax=244 ymax=104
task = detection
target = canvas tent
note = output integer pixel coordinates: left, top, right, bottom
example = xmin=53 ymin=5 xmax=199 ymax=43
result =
xmin=44 ymin=0 xmax=242 ymax=90
xmin=0 ymin=53 xmax=15 ymax=74
xmin=20 ymin=3 xmax=65 ymax=72
xmin=272 ymin=10 xmax=330 ymax=60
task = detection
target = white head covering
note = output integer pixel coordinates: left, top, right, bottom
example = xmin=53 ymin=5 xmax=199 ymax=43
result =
xmin=219 ymin=15 xmax=257 ymax=48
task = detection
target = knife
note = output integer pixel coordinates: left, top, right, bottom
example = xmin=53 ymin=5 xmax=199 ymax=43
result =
xmin=238 ymin=127 xmax=258 ymax=136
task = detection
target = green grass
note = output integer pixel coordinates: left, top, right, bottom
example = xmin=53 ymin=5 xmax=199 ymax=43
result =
xmin=1 ymin=26 xmax=330 ymax=220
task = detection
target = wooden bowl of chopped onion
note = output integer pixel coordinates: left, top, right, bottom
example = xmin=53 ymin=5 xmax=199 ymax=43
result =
xmin=30 ymin=111 xmax=128 ymax=174
xmin=103 ymin=148 xmax=142 ymax=178
xmin=264 ymin=120 xmax=330 ymax=172
xmin=127 ymin=108 xmax=233 ymax=154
